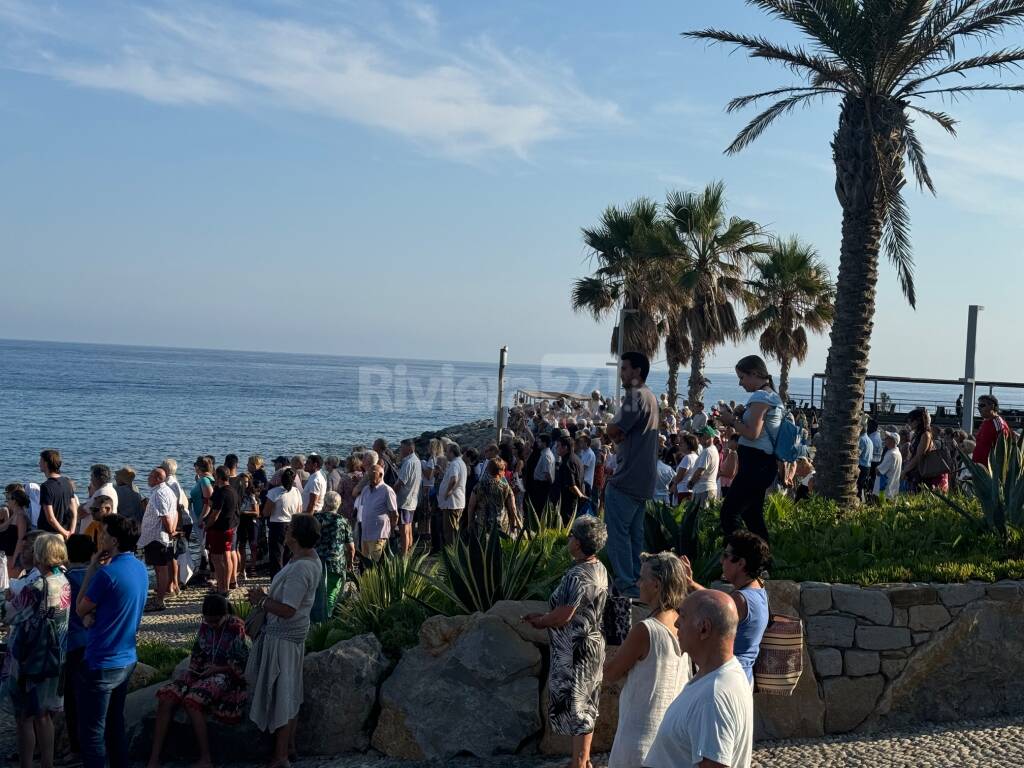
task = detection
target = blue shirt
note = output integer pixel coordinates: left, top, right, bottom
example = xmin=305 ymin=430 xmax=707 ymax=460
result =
xmin=737 ymin=390 xmax=783 ymax=455
xmin=858 ymin=433 xmax=874 ymax=467
xmin=84 ymin=552 xmax=147 ymax=670
xmin=66 ymin=565 xmax=90 ymax=653
xmin=734 ymin=585 xmax=770 ymax=683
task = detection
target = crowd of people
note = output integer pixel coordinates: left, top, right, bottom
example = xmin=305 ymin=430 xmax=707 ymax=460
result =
xmin=0 ymin=351 xmax=1016 ymax=768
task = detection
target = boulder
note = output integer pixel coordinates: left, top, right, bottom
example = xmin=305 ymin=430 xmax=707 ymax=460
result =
xmin=372 ymin=613 xmax=543 ymax=759
xmin=418 ymin=614 xmax=471 ymax=656
xmin=487 ymin=600 xmax=550 ymax=646
xmin=872 ymin=599 xmax=1024 ymax=729
xmin=297 ymin=633 xmax=390 ymax=755
xmin=127 ymin=683 xmax=270 ymax=762
xmin=128 ymin=662 xmax=162 ymax=692
xmin=823 ymin=675 xmax=884 ymax=733
xmin=832 ymin=585 xmax=893 ymax=625
xmin=806 ymin=616 xmax=856 ymax=647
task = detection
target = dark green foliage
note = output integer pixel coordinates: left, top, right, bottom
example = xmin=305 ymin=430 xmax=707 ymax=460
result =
xmin=137 ymin=641 xmax=191 ymax=680
xmin=932 ymin=434 xmax=1024 ymax=537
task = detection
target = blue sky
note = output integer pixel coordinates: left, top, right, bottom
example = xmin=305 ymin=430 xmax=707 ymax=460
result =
xmin=2 ymin=0 xmax=1023 ymax=382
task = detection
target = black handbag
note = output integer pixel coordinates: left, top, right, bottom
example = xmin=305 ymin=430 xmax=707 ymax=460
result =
xmin=602 ymin=589 xmax=632 ymax=646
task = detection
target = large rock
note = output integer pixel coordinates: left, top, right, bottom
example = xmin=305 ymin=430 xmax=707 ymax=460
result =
xmin=755 ymin=581 xmax=825 ymax=740
xmin=127 ymin=683 xmax=270 ymax=762
xmin=418 ymin=614 xmax=471 ymax=656
xmin=832 ymin=585 xmax=893 ymax=625
xmin=871 ymin=599 xmax=1024 ymax=729
xmin=487 ymin=600 xmax=550 ymax=646
xmin=128 ymin=662 xmax=162 ymax=692
xmin=372 ymin=613 xmax=543 ymax=759
xmin=298 ymin=633 xmax=390 ymax=755
xmin=822 ymin=675 xmax=884 ymax=733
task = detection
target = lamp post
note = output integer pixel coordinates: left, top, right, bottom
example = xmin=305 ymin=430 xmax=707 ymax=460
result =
xmin=961 ymin=305 xmax=983 ymax=434
xmin=496 ymin=345 xmax=508 ymax=442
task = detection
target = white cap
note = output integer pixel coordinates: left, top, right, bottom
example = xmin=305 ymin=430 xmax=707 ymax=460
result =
xmin=884 ymin=430 xmax=900 ymax=446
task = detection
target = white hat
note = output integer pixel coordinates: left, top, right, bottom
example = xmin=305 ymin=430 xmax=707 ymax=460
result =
xmin=884 ymin=430 xmax=900 ymax=446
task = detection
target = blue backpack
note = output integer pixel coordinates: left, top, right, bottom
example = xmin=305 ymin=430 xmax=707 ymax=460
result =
xmin=771 ymin=408 xmax=802 ymax=463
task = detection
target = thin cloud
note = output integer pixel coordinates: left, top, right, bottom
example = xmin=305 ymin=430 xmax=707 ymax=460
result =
xmin=0 ymin=1 xmax=620 ymax=159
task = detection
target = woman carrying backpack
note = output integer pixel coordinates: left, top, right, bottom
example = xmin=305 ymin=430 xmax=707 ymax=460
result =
xmin=716 ymin=355 xmax=782 ymax=543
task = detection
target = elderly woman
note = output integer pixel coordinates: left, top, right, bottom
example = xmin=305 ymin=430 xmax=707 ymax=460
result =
xmin=524 ymin=516 xmax=609 ymax=768
xmin=2 ymin=534 xmax=70 ymax=768
xmin=147 ymin=594 xmax=251 ymax=768
xmin=467 ymin=458 xmax=520 ymax=535
xmin=314 ymin=491 xmax=355 ymax=619
xmin=246 ymin=515 xmax=322 ymax=768
xmin=604 ymin=553 xmax=691 ymax=768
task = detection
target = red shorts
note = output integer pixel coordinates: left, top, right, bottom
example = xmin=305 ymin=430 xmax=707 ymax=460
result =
xmin=206 ymin=528 xmax=235 ymax=554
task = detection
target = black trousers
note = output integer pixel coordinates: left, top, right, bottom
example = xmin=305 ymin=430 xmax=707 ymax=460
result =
xmin=528 ymin=481 xmax=552 ymax=518
xmin=268 ymin=521 xmax=288 ymax=577
xmin=720 ymin=445 xmax=777 ymax=543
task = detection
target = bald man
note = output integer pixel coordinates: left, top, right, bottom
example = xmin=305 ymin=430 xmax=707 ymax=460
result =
xmin=645 ymin=590 xmax=754 ymax=768
xmin=139 ymin=467 xmax=178 ymax=610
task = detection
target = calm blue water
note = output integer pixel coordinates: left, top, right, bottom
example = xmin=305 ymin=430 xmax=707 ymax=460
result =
xmin=0 ymin=338 xmax=1018 ymax=493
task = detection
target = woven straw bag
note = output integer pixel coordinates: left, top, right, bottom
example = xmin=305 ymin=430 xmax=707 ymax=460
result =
xmin=753 ymin=610 xmax=804 ymax=696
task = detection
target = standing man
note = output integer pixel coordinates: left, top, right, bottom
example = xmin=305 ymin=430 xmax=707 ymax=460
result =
xmin=644 ymin=589 xmax=754 ymax=768
xmin=690 ymin=402 xmax=709 ymax=433
xmin=576 ymin=435 xmax=597 ymax=501
xmin=874 ymin=431 xmax=903 ymax=501
xmin=76 ymin=515 xmax=148 ymax=768
xmin=302 ymin=454 xmax=327 ymax=514
xmin=604 ymin=352 xmax=659 ymax=598
xmin=688 ymin=427 xmax=721 ymax=511
xmin=114 ymin=467 xmax=144 ymax=524
xmin=973 ymin=395 xmax=1011 ymax=464
xmin=553 ymin=436 xmax=587 ymax=524
xmin=138 ymin=468 xmax=177 ymax=611
xmin=857 ymin=427 xmax=874 ymax=501
xmin=394 ymin=439 xmax=422 ymax=554
xmin=207 ymin=467 xmax=239 ymax=594
xmin=529 ymin=434 xmax=556 ymax=517
xmin=438 ymin=443 xmax=467 ymax=546
xmin=38 ymin=448 xmax=78 ymax=539
xmin=357 ymin=463 xmax=398 ymax=563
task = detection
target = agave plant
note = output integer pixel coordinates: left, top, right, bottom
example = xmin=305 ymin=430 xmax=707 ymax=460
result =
xmin=932 ymin=434 xmax=1024 ymax=538
xmin=423 ymin=525 xmax=548 ymax=615
xmin=644 ymin=499 xmax=721 ymax=584
xmin=334 ymin=549 xmax=436 ymax=636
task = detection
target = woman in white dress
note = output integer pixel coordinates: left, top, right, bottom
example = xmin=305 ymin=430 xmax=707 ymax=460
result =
xmin=604 ymin=552 xmax=692 ymax=768
xmin=245 ymin=514 xmax=322 ymax=768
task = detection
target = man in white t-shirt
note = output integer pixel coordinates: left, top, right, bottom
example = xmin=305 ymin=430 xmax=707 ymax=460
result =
xmin=394 ymin=439 xmax=422 ymax=554
xmin=302 ymin=454 xmax=328 ymax=514
xmin=575 ymin=435 xmax=597 ymax=497
xmin=438 ymin=443 xmax=467 ymax=546
xmin=688 ymin=427 xmax=721 ymax=508
xmin=645 ymin=590 xmax=753 ymax=768
xmin=690 ymin=402 xmax=709 ymax=433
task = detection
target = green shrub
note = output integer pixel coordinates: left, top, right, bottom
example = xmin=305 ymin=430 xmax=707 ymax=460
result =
xmin=376 ymin=599 xmax=430 ymax=657
xmin=137 ymin=640 xmax=191 ymax=679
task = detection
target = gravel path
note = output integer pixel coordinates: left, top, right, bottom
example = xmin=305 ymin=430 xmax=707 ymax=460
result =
xmin=138 ymin=575 xmax=271 ymax=647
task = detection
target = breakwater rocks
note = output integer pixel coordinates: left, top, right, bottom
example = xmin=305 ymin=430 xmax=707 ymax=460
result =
xmin=408 ymin=419 xmax=497 ymax=454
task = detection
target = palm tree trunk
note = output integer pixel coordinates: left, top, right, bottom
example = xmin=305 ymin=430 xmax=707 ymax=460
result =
xmin=666 ymin=362 xmax=679 ymax=409
xmin=815 ymin=96 xmax=896 ymax=505
xmin=687 ymin=342 xmax=707 ymax=409
xmin=778 ymin=355 xmax=791 ymax=405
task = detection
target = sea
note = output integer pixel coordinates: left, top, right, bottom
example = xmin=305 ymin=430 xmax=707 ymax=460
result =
xmin=1 ymin=338 xmax=1020 ymax=494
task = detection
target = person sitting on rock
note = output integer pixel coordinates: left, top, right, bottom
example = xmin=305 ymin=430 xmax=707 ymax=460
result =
xmin=146 ymin=594 xmax=251 ymax=768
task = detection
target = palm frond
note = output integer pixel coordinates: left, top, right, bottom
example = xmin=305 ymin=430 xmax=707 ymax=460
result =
xmin=879 ymin=176 xmax=918 ymax=308
xmin=727 ymin=85 xmax=842 ymax=113
xmin=914 ymin=82 xmax=1024 ymax=98
xmin=899 ymin=115 xmax=936 ymax=193
xmin=905 ymin=104 xmax=959 ymax=134
xmin=571 ymin=276 xmax=618 ymax=319
xmin=898 ymin=48 xmax=1024 ymax=95
xmin=726 ymin=91 xmax=835 ymax=154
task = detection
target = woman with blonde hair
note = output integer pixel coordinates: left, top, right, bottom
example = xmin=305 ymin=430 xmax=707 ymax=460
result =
xmin=604 ymin=552 xmax=692 ymax=768
xmin=2 ymin=533 xmax=71 ymax=768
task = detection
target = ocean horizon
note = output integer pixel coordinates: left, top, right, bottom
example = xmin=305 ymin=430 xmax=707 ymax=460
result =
xmin=1 ymin=337 xmax=1015 ymax=494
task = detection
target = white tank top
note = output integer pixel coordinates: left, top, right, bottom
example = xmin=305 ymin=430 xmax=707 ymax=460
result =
xmin=609 ymin=618 xmax=692 ymax=768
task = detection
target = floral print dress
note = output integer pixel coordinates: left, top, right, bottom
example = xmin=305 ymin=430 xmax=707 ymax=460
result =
xmin=546 ymin=559 xmax=609 ymax=735
xmin=157 ymin=615 xmax=251 ymax=723
xmin=473 ymin=475 xmax=514 ymax=534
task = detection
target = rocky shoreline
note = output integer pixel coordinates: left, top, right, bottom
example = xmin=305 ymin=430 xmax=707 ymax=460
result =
xmin=406 ymin=419 xmax=498 ymax=455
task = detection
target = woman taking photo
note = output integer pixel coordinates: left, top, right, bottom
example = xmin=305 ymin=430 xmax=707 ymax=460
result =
xmin=524 ymin=516 xmax=609 ymax=768
xmin=604 ymin=552 xmax=691 ymax=768
xmin=246 ymin=514 xmax=322 ymax=768
xmin=717 ymin=355 xmax=782 ymax=542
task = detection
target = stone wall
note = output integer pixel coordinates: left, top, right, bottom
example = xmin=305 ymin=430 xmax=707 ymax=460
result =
xmin=758 ymin=579 xmax=1024 ymax=738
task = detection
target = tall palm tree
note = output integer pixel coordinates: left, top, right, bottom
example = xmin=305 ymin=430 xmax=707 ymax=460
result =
xmin=686 ymin=1 xmax=1024 ymax=504
xmin=743 ymin=236 xmax=835 ymax=404
xmin=664 ymin=181 xmax=768 ymax=408
xmin=572 ymin=198 xmax=681 ymax=369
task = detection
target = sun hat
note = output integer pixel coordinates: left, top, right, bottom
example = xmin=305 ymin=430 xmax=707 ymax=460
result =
xmin=699 ymin=426 xmax=718 ymax=438
xmin=114 ymin=466 xmax=136 ymax=484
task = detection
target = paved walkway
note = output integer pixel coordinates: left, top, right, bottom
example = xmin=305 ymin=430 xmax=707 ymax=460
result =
xmin=139 ymin=575 xmax=270 ymax=647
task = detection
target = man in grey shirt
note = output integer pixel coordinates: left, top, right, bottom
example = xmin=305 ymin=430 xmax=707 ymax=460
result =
xmin=605 ymin=352 xmax=659 ymax=597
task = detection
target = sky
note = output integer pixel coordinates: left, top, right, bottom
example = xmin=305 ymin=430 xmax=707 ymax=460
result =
xmin=2 ymin=0 xmax=1023 ymax=382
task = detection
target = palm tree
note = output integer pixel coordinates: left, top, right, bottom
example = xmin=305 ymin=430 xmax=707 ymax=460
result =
xmin=664 ymin=181 xmax=768 ymax=408
xmin=743 ymin=236 xmax=835 ymax=404
xmin=572 ymin=198 xmax=682 ymax=372
xmin=686 ymin=1 xmax=1024 ymax=504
